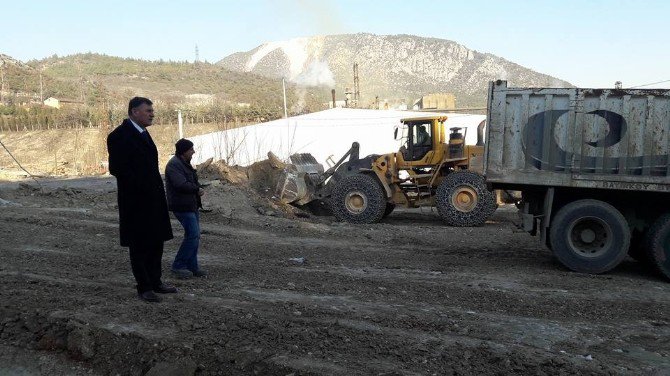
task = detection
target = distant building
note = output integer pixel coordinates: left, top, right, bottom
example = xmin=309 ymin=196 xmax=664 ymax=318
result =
xmin=43 ymin=97 xmax=59 ymax=108
xmin=185 ymin=94 xmax=215 ymax=106
xmin=43 ymin=97 xmax=84 ymax=109
xmin=415 ymin=93 xmax=456 ymax=110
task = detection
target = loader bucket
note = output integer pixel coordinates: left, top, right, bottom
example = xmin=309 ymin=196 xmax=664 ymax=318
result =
xmin=289 ymin=153 xmax=324 ymax=175
xmin=276 ymin=170 xmax=309 ymax=204
xmin=275 ymin=153 xmax=325 ymax=205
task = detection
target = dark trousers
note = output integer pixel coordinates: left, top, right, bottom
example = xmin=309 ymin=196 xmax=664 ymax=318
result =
xmin=128 ymin=241 xmax=164 ymax=294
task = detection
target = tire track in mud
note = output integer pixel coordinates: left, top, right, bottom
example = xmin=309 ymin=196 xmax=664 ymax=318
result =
xmin=1 ymin=253 xmax=664 ymax=376
xmin=0 ymin=273 xmax=628 ymax=375
xmin=1 ymin=205 xmax=669 ymax=374
xmin=2 ymin=209 xmax=668 ymax=312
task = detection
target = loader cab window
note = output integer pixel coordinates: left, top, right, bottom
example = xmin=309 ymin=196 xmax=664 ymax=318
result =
xmin=402 ymin=121 xmax=432 ymax=161
xmin=415 ymin=125 xmax=431 ymax=147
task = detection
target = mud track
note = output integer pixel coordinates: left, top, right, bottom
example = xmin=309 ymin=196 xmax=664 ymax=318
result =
xmin=0 ymin=177 xmax=669 ymax=375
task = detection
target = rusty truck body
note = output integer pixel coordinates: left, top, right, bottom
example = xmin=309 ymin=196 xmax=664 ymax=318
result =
xmin=484 ymin=80 xmax=670 ymax=278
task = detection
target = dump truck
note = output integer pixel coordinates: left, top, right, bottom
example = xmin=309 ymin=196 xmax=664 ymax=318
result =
xmin=276 ymin=115 xmax=497 ymax=226
xmin=484 ymin=80 xmax=670 ymax=278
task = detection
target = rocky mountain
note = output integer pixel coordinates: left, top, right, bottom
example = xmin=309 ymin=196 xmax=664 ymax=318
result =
xmin=0 ymin=54 xmax=31 ymax=69
xmin=218 ymin=33 xmax=573 ymax=107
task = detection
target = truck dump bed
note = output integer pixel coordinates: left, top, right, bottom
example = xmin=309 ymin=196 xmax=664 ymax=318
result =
xmin=484 ymin=80 xmax=670 ymax=192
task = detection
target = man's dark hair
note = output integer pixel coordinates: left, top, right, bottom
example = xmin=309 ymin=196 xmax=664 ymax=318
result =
xmin=127 ymin=97 xmax=153 ymax=117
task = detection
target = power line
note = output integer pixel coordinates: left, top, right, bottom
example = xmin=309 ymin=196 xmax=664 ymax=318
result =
xmin=0 ymin=138 xmax=42 ymax=188
xmin=629 ymin=79 xmax=670 ymax=88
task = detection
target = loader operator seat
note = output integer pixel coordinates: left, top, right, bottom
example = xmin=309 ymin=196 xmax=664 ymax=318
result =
xmin=408 ymin=124 xmax=431 ymax=161
xmin=416 ymin=125 xmax=430 ymax=146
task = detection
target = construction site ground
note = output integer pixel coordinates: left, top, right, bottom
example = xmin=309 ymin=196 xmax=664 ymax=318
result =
xmin=1 ymin=174 xmax=669 ymax=376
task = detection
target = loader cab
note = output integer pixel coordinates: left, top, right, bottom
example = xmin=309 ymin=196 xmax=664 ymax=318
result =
xmin=395 ymin=116 xmax=446 ymax=162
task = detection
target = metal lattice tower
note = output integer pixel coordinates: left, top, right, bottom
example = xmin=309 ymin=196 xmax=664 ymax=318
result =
xmin=353 ymin=63 xmax=360 ymax=108
xmin=195 ymin=44 xmax=200 ymax=63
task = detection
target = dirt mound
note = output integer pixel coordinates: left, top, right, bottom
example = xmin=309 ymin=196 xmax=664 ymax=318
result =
xmin=197 ymin=158 xmax=248 ymax=185
xmin=196 ymin=158 xmax=312 ymax=220
xmin=247 ymin=159 xmax=284 ymax=197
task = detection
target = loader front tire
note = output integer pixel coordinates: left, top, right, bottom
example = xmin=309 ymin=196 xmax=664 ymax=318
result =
xmin=331 ymin=174 xmax=387 ymax=224
xmin=436 ymin=171 xmax=497 ymax=227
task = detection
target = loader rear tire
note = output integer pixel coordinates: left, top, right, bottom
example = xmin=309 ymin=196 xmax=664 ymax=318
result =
xmin=331 ymin=174 xmax=387 ymax=224
xmin=436 ymin=171 xmax=497 ymax=227
xmin=644 ymin=213 xmax=670 ymax=280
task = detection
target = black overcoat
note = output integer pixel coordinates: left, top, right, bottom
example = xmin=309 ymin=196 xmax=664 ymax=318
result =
xmin=107 ymin=119 xmax=173 ymax=246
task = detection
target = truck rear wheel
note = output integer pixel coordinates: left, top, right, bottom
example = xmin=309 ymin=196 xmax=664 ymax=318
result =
xmin=331 ymin=174 xmax=387 ymax=224
xmin=644 ymin=213 xmax=670 ymax=280
xmin=549 ymin=199 xmax=630 ymax=274
xmin=435 ymin=171 xmax=497 ymax=226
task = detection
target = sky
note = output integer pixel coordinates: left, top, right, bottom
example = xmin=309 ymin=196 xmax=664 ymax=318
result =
xmin=1 ymin=0 xmax=668 ymax=88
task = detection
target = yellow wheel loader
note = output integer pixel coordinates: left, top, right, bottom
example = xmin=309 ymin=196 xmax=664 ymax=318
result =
xmin=276 ymin=115 xmax=497 ymax=226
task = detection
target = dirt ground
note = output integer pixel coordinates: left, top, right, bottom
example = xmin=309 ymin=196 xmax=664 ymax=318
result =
xmin=0 ymin=172 xmax=669 ymax=376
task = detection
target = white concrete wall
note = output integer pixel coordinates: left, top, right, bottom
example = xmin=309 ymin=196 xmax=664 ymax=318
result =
xmin=190 ymin=108 xmax=485 ymax=167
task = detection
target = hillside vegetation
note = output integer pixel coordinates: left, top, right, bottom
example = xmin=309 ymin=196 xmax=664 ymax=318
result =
xmin=1 ymin=53 xmax=327 ymax=132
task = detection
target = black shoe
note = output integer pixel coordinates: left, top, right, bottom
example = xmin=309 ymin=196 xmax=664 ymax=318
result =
xmin=138 ymin=291 xmax=161 ymax=302
xmin=154 ymin=283 xmax=177 ymax=294
xmin=191 ymin=269 xmax=207 ymax=277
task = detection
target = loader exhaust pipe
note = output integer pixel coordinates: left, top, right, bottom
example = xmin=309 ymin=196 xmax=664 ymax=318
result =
xmin=476 ymin=120 xmax=486 ymax=146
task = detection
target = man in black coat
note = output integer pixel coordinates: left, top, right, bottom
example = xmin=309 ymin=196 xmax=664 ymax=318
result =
xmin=107 ymin=97 xmax=176 ymax=302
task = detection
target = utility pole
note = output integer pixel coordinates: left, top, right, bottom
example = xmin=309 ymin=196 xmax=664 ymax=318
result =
xmin=0 ymin=62 xmax=5 ymax=104
xmin=76 ymin=59 xmax=85 ymax=103
xmin=282 ymin=78 xmax=289 ymax=156
xmin=39 ymin=68 xmax=44 ymax=102
xmin=353 ymin=63 xmax=360 ymax=108
xmin=177 ymin=110 xmax=184 ymax=139
xmin=282 ymin=78 xmax=288 ymax=119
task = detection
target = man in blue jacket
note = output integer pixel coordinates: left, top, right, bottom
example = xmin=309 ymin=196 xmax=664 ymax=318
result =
xmin=165 ymin=138 xmax=206 ymax=279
